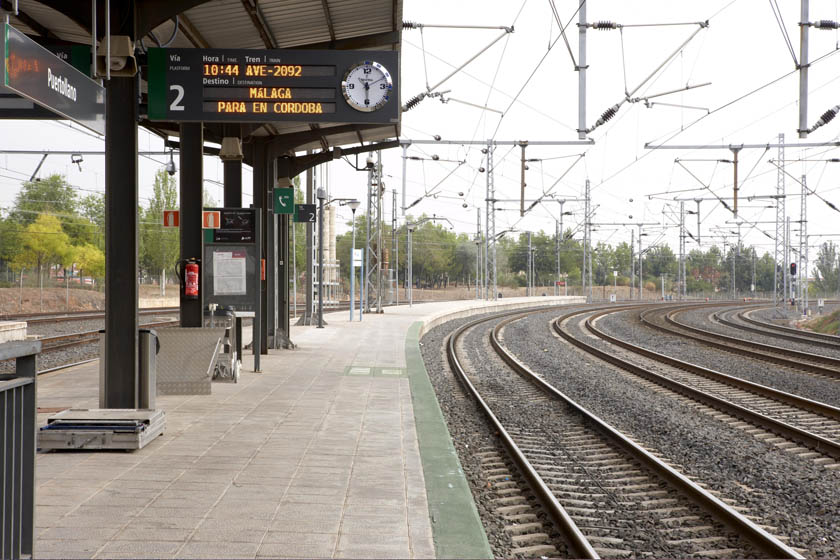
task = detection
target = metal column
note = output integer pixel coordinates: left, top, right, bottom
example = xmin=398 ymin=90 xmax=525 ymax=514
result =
xmin=799 ymin=0 xmax=810 ymax=138
xmin=251 ymin=141 xmax=266 ymax=359
xmin=104 ymin=76 xmax=139 ymax=408
xmin=179 ymin=123 xmax=203 ymax=329
xmin=577 ymin=0 xmax=587 ymax=140
xmin=223 ymin=159 xmax=242 ymax=207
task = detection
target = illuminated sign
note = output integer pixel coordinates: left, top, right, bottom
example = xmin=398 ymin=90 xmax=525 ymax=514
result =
xmin=147 ymin=47 xmax=398 ymax=124
xmin=1 ymin=24 xmax=104 ymax=134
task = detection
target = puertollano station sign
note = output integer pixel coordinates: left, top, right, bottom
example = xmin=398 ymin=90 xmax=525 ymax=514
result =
xmin=1 ymin=24 xmax=105 ymax=134
xmin=147 ymin=47 xmax=399 ymax=124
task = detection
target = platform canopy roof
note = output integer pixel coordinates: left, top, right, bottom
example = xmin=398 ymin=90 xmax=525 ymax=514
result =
xmin=2 ymin=0 xmax=402 ymax=152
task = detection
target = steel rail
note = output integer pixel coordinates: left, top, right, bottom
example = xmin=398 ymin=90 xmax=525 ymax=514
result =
xmin=738 ymin=308 xmax=840 ymax=345
xmin=554 ymin=307 xmax=840 ymax=462
xmin=653 ymin=305 xmax=840 ymax=375
xmin=639 ymin=306 xmax=840 ymax=379
xmin=447 ymin=308 xmax=600 ymax=559
xmin=714 ymin=308 xmax=840 ymax=347
xmin=0 ymin=307 xmax=181 ymax=324
xmin=486 ymin=309 xmax=803 ymax=560
xmin=35 ymin=319 xmax=179 ymax=353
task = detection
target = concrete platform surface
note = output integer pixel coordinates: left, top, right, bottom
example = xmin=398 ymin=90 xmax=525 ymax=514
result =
xmin=33 ymin=296 xmax=583 ymax=559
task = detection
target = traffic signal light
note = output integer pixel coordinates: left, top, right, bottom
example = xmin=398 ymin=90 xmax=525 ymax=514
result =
xmin=790 ymin=262 xmax=797 ymax=276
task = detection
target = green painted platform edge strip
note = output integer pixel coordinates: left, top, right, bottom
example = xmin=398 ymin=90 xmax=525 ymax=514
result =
xmin=405 ymin=321 xmax=492 ymax=560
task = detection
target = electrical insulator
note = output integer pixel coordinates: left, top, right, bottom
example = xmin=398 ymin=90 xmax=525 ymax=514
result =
xmin=402 ymin=93 xmax=426 ymax=111
xmin=813 ymin=20 xmax=840 ymax=29
xmin=478 ymin=167 xmax=486 ymax=173
xmin=597 ymin=105 xmax=619 ymax=125
xmin=806 ymin=105 xmax=839 ymax=133
xmin=431 ymin=154 xmax=439 ymax=160
xmin=593 ymin=21 xmax=618 ymax=30
xmin=403 ymin=21 xmax=420 ymax=29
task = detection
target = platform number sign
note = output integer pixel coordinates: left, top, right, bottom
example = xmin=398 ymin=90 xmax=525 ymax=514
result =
xmin=273 ymin=187 xmax=295 ymax=215
xmin=294 ymin=204 xmax=316 ymax=223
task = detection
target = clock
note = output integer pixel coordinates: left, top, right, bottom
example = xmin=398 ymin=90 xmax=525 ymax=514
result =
xmin=341 ymin=61 xmax=393 ymax=112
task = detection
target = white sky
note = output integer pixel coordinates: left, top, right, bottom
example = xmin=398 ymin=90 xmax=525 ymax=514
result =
xmin=2 ymin=0 xmax=840 ymax=256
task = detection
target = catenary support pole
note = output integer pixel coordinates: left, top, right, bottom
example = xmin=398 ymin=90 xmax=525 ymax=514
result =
xmin=799 ymin=0 xmax=810 ymax=138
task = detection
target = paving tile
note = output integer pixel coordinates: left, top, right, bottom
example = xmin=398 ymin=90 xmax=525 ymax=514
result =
xmin=334 ymin=543 xmax=412 ymax=559
xmin=190 ymin=527 xmax=266 ymax=542
xmin=115 ymin=526 xmax=193 ymax=542
xmin=35 ymin=538 xmax=103 ymax=553
xmin=176 ymin=540 xmax=260 ymax=559
xmin=38 ymin=526 xmax=121 ymax=541
xmin=257 ymin=541 xmax=335 ymax=559
xmin=339 ymin=513 xmax=409 ymax=536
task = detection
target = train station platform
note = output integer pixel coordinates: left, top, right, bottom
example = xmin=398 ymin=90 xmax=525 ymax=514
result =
xmin=32 ymin=296 xmax=584 ymax=559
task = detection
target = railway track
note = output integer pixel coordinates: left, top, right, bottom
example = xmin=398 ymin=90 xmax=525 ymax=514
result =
xmin=0 ymin=307 xmax=181 ymax=324
xmin=35 ymin=318 xmax=178 ymax=353
xmin=447 ymin=305 xmax=801 ymax=559
xmin=640 ymin=304 xmax=840 ymax=380
xmin=718 ymin=307 xmax=840 ymax=347
xmin=558 ymin=306 xmax=840 ymax=465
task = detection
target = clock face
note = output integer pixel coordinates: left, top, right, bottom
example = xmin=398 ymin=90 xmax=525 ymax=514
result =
xmin=341 ymin=61 xmax=393 ymax=112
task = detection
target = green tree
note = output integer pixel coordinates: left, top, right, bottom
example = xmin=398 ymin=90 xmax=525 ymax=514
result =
xmin=12 ymin=214 xmax=72 ymax=304
xmin=140 ymin=169 xmax=180 ymax=286
xmin=79 ymin=193 xmax=105 ymax=250
xmin=9 ymin=174 xmax=78 ymax=224
xmin=76 ymin=243 xmax=105 ymax=282
xmin=813 ymin=241 xmax=839 ymax=295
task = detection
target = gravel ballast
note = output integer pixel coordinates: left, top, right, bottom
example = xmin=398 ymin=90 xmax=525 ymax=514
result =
xmin=422 ymin=305 xmax=840 ymax=558
xmin=598 ymin=308 xmax=840 ymax=408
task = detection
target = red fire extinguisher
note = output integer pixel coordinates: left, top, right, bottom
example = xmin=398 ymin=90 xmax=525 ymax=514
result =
xmin=176 ymin=258 xmax=200 ymax=300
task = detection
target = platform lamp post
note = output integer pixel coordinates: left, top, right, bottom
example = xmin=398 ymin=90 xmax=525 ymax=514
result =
xmin=348 ymin=199 xmax=361 ymax=321
xmin=317 ymin=187 xmax=326 ymax=328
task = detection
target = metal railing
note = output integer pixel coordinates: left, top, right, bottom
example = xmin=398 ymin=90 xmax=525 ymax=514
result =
xmin=1 ymin=339 xmax=41 ymax=560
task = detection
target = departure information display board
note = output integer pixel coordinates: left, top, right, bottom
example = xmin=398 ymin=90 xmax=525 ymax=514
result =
xmin=147 ymin=48 xmax=398 ymax=124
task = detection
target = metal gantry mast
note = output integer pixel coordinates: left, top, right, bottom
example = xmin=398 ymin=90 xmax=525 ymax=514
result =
xmin=584 ymin=179 xmax=592 ymax=303
xmin=391 ymin=188 xmax=398 ymax=304
xmin=476 ymin=208 xmax=482 ymax=299
xmin=679 ymin=201 xmax=686 ymax=299
xmin=485 ymin=141 xmax=496 ymax=299
xmin=365 ymin=151 xmax=384 ymax=313
xmin=775 ymin=134 xmax=786 ymax=307
xmin=799 ymin=175 xmax=808 ymax=314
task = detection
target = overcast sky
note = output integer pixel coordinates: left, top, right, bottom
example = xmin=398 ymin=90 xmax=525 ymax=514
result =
xmin=2 ymin=0 xmax=840 ymax=257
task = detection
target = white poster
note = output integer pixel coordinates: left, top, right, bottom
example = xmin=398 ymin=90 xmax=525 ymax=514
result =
xmin=213 ymin=251 xmax=247 ymax=295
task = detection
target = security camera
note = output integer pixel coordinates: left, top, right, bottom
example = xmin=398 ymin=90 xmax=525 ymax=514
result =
xmin=95 ymin=36 xmax=137 ymax=77
xmin=165 ymin=159 xmax=176 ymax=176
xmin=365 ymin=155 xmax=374 ymax=169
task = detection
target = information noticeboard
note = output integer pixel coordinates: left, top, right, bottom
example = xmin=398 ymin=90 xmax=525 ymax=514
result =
xmin=147 ymin=47 xmax=398 ymax=124
xmin=202 ymin=208 xmax=259 ymax=312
